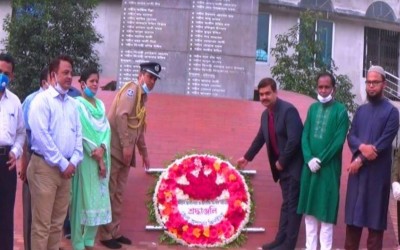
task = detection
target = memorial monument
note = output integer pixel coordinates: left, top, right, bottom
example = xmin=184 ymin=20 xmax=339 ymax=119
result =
xmin=117 ymin=0 xmax=259 ymax=99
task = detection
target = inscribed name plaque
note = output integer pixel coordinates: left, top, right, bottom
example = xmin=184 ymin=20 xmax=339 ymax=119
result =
xmin=118 ymin=0 xmax=259 ymax=99
xmin=153 ymin=154 xmax=251 ymax=247
xmin=177 ymin=200 xmax=228 ymax=226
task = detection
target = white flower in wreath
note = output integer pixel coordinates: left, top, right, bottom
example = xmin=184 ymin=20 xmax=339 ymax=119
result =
xmin=215 ymin=173 xmax=225 ymax=185
xmin=217 ymin=190 xmax=230 ymax=200
xmin=203 ymin=165 xmax=212 ymax=176
xmin=241 ymin=202 xmax=248 ymax=211
xmin=158 ymin=204 xmax=165 ymax=212
xmin=162 ymin=172 xmax=169 ymax=180
xmin=194 ymin=158 xmax=202 ymax=168
xmin=176 ymin=175 xmax=189 ymax=185
xmin=175 ymin=188 xmax=189 ymax=200
xmin=191 ymin=168 xmax=200 ymax=178
xmin=161 ymin=215 xmax=169 ymax=224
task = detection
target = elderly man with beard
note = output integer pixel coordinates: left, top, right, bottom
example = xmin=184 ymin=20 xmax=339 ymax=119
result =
xmin=344 ymin=65 xmax=399 ymax=250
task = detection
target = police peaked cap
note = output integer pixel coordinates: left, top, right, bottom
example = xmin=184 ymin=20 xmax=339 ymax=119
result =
xmin=140 ymin=62 xmax=162 ymax=79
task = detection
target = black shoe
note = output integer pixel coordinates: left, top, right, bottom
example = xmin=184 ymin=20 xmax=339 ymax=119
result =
xmin=262 ymin=238 xmax=284 ymax=250
xmin=100 ymin=239 xmax=122 ymax=249
xmin=115 ymin=235 xmax=132 ymax=245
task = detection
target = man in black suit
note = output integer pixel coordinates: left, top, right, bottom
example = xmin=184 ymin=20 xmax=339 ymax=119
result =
xmin=237 ymin=77 xmax=303 ymax=250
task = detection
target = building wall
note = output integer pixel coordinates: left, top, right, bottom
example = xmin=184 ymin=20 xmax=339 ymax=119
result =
xmin=334 ymin=0 xmax=400 ymax=15
xmin=332 ymin=18 xmax=366 ymax=103
xmin=257 ymin=0 xmax=400 ymax=103
xmin=254 ymin=7 xmax=368 ymax=99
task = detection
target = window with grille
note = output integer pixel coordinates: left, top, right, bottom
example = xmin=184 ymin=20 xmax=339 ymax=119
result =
xmin=363 ymin=27 xmax=400 ymax=99
xmin=363 ymin=27 xmax=399 ymax=77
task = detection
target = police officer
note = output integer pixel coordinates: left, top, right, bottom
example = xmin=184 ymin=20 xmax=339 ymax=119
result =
xmin=99 ymin=62 xmax=161 ymax=249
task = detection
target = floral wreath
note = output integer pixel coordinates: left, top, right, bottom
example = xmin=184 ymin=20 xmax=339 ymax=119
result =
xmin=152 ymin=154 xmax=251 ymax=247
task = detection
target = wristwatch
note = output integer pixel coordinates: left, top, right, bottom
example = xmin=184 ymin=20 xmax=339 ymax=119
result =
xmin=100 ymin=143 xmax=107 ymax=152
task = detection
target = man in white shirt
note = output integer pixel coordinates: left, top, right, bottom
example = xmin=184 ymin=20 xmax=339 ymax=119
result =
xmin=0 ymin=53 xmax=26 ymax=250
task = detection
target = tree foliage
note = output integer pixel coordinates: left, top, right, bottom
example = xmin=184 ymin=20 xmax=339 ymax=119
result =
xmin=2 ymin=0 xmax=102 ymax=100
xmin=270 ymin=11 xmax=358 ymax=114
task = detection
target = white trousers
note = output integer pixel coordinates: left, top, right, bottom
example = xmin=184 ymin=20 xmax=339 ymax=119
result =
xmin=305 ymin=215 xmax=333 ymax=250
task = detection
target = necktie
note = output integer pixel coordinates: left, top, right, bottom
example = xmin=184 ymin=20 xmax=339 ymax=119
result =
xmin=268 ymin=110 xmax=279 ymax=156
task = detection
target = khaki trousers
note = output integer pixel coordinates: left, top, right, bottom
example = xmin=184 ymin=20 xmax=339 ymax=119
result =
xmin=22 ymin=180 xmax=32 ymax=250
xmin=27 ymin=154 xmax=71 ymax=250
xmin=98 ymin=155 xmax=130 ymax=240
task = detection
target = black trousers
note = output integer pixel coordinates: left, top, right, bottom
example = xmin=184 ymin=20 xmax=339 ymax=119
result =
xmin=274 ymin=175 xmax=302 ymax=249
xmin=0 ymin=150 xmax=17 ymax=250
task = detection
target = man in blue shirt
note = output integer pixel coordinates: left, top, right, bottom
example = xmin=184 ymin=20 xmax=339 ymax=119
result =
xmin=27 ymin=55 xmax=83 ymax=250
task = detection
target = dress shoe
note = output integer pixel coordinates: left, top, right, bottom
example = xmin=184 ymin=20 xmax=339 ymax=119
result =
xmin=100 ymin=239 xmax=122 ymax=249
xmin=270 ymin=244 xmax=295 ymax=250
xmin=116 ymin=235 xmax=132 ymax=245
xmin=262 ymin=238 xmax=285 ymax=250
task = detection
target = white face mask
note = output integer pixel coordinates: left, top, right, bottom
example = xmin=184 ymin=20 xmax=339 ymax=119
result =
xmin=54 ymin=74 xmax=68 ymax=95
xmin=142 ymin=83 xmax=150 ymax=94
xmin=317 ymin=89 xmax=333 ymax=103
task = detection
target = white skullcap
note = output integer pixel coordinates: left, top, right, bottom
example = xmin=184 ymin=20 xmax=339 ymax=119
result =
xmin=368 ymin=65 xmax=386 ymax=77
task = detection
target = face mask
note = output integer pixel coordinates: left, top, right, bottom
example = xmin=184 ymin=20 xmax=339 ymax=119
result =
xmin=142 ymin=83 xmax=151 ymax=94
xmin=0 ymin=73 xmax=9 ymax=92
xmin=317 ymin=89 xmax=333 ymax=103
xmin=54 ymin=74 xmax=68 ymax=95
xmin=83 ymin=83 xmax=96 ymax=98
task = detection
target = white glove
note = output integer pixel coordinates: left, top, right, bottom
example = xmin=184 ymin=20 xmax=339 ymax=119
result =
xmin=392 ymin=182 xmax=400 ymax=200
xmin=308 ymin=158 xmax=321 ymax=173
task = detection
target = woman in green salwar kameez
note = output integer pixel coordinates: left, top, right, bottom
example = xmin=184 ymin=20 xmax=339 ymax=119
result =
xmin=70 ymin=68 xmax=111 ymax=250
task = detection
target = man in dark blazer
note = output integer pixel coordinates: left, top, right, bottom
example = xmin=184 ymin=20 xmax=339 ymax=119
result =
xmin=237 ymin=77 xmax=303 ymax=250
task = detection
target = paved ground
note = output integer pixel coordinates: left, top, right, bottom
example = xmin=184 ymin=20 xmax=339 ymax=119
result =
xmin=13 ymin=84 xmax=399 ymax=249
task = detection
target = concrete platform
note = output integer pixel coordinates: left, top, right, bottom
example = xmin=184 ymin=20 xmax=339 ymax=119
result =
xmin=12 ymin=85 xmax=399 ymax=249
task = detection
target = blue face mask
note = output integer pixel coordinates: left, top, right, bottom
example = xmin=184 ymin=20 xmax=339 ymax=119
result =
xmin=83 ymin=83 xmax=96 ymax=98
xmin=142 ymin=83 xmax=151 ymax=94
xmin=0 ymin=73 xmax=9 ymax=92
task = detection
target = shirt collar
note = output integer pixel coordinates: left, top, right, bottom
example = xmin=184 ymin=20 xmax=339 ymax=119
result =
xmin=0 ymin=89 xmax=9 ymax=101
xmin=48 ymin=85 xmax=69 ymax=101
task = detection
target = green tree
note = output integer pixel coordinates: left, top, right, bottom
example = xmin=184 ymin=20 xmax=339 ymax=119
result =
xmin=270 ymin=11 xmax=357 ymax=114
xmin=2 ymin=0 xmax=102 ymax=100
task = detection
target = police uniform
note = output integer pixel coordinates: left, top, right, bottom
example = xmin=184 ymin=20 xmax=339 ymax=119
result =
xmin=99 ymin=62 xmax=161 ymax=244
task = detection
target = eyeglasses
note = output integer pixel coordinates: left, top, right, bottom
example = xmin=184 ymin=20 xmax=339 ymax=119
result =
xmin=365 ymin=81 xmax=383 ymax=86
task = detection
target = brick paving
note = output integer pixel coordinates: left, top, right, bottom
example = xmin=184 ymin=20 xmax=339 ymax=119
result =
xmin=13 ymin=84 xmax=399 ymax=249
